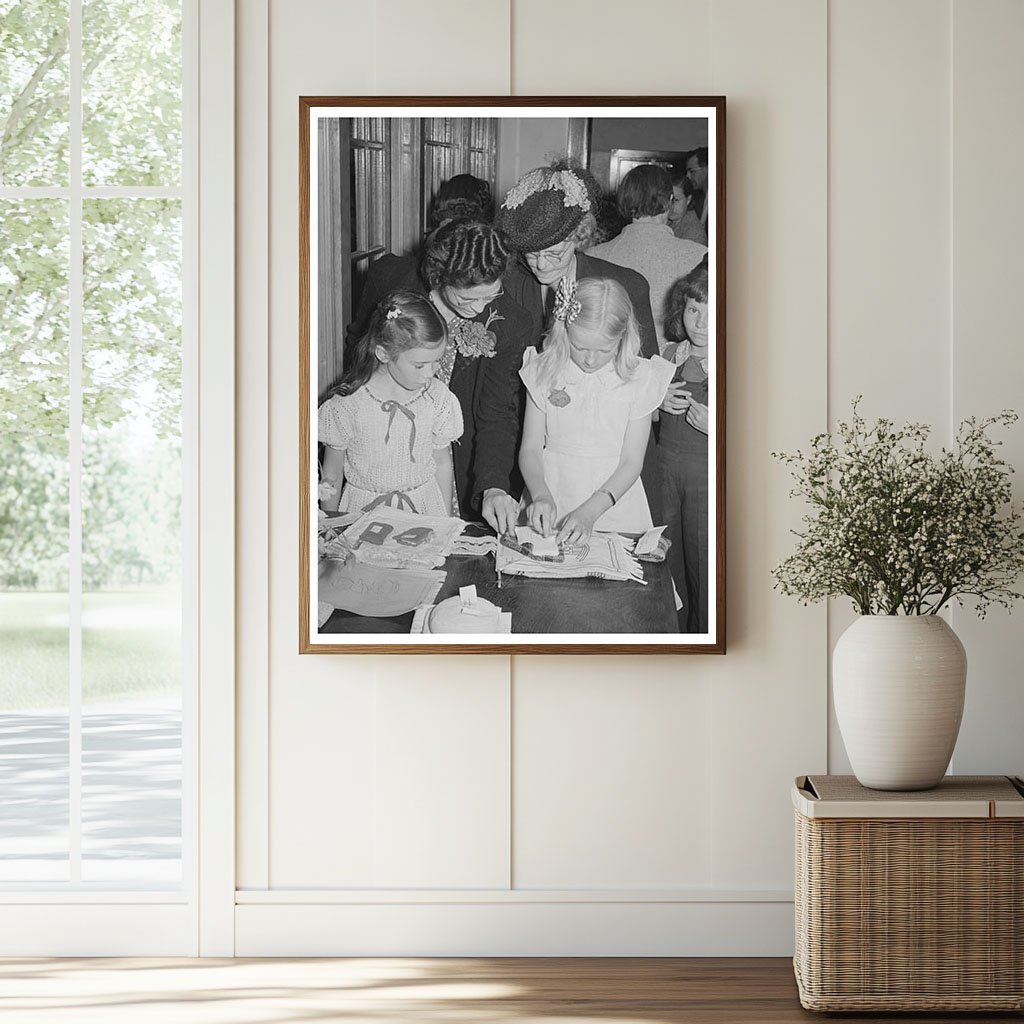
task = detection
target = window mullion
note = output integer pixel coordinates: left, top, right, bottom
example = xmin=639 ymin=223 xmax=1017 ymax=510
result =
xmin=68 ymin=0 xmax=84 ymax=886
xmin=0 ymin=187 xmax=183 ymax=200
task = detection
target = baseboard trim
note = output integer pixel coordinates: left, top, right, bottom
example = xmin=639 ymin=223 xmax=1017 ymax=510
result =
xmin=236 ymin=887 xmax=792 ymax=904
xmin=235 ymin=900 xmax=795 ymax=956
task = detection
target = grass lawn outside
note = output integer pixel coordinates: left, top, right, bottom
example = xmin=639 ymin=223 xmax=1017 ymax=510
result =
xmin=0 ymin=589 xmax=181 ymax=711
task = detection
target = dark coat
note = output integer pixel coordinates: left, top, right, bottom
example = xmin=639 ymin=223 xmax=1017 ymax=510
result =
xmin=346 ymin=255 xmax=531 ymax=517
xmin=502 ymin=254 xmax=664 ymax=522
xmin=502 ymin=252 xmax=660 ymax=359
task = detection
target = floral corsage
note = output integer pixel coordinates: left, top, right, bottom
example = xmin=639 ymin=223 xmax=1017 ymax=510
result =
xmin=449 ymin=309 xmax=502 ymax=360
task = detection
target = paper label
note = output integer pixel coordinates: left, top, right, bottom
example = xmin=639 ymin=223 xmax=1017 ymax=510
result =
xmin=634 ymin=525 xmax=667 ymax=556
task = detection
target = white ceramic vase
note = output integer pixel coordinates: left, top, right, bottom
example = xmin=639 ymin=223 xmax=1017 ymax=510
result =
xmin=833 ymin=615 xmax=967 ymax=791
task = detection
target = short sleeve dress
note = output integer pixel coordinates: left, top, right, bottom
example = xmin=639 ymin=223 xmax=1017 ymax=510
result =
xmin=318 ymin=377 xmax=464 ymax=517
xmin=519 ymin=349 xmax=674 ymax=533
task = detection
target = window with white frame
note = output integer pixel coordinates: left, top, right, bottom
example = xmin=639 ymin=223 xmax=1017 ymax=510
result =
xmin=0 ymin=0 xmax=192 ymax=889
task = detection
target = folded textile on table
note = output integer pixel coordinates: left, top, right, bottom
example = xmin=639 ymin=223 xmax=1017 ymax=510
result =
xmin=496 ymin=532 xmax=645 ymax=583
xmin=318 ymin=558 xmax=446 ymax=618
xmin=449 ymin=534 xmax=498 ymax=557
xmin=341 ymin=506 xmax=466 ymax=569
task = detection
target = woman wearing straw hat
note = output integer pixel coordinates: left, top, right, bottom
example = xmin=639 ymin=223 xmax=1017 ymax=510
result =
xmin=497 ymin=160 xmax=664 ymax=521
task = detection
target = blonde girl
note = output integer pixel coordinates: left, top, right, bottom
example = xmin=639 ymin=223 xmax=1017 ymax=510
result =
xmin=319 ymin=290 xmax=463 ymax=517
xmin=518 ymin=277 xmax=674 ymax=544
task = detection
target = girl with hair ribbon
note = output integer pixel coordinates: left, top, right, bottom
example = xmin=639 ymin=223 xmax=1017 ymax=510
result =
xmin=319 ymin=289 xmax=463 ymax=517
xmin=517 ymin=277 xmax=675 ymax=545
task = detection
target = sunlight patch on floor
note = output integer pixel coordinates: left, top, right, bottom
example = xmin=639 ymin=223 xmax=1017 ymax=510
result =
xmin=0 ymin=958 xmax=682 ymax=1024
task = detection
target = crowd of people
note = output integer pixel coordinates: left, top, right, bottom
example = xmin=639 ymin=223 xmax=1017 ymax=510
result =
xmin=318 ymin=153 xmax=712 ymax=633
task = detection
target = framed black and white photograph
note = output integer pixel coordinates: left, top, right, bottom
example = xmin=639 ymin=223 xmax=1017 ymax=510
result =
xmin=299 ymin=98 xmax=726 ymax=653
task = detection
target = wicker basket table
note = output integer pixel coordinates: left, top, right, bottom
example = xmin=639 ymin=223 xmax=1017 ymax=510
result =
xmin=793 ymin=774 xmax=1024 ymax=1012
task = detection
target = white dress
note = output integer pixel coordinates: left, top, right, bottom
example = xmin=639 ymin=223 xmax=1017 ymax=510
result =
xmin=318 ymin=378 xmax=463 ymax=517
xmin=519 ymin=349 xmax=675 ymax=533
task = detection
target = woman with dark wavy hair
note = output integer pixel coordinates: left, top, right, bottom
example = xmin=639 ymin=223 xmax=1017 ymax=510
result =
xmin=345 ymin=218 xmax=529 ymax=532
xmin=427 ymin=173 xmax=494 ymax=230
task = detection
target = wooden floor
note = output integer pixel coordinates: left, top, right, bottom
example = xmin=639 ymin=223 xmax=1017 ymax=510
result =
xmin=0 ymin=957 xmax=1020 ymax=1023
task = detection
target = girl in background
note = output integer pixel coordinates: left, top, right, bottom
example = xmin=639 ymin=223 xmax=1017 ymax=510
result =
xmin=518 ymin=277 xmax=674 ymax=545
xmin=319 ymin=290 xmax=463 ymax=517
xmin=668 ymin=171 xmax=708 ymax=246
xmin=660 ymin=262 xmax=710 ymax=632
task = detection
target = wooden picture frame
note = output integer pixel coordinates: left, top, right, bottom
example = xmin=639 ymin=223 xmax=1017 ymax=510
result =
xmin=300 ymin=97 xmax=726 ymax=654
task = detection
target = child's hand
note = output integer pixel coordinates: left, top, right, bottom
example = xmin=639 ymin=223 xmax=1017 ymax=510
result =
xmin=527 ymin=495 xmax=558 ymax=537
xmin=660 ymin=382 xmax=691 ymax=416
xmin=557 ymin=502 xmax=600 ymax=546
xmin=685 ymin=399 xmax=709 ymax=435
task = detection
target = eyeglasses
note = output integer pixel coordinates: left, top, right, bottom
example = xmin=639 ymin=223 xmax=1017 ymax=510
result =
xmin=525 ymin=241 xmax=575 ymax=267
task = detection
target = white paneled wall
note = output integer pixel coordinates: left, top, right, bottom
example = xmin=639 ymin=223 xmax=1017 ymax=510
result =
xmin=513 ymin=657 xmax=714 ymax=889
xmin=826 ymin=0 xmax=953 ymax=773
xmin=706 ymin=0 xmax=828 ymax=889
xmin=376 ymin=0 xmax=510 ymax=94
xmin=511 ymin=0 xmax=713 ymax=94
xmin=948 ymin=0 xmax=1024 ymax=776
xmin=234 ymin=0 xmax=1024 ymax=954
xmin=373 ymin=660 xmax=511 ymax=889
xmin=829 ymin=0 xmax=951 ymax=428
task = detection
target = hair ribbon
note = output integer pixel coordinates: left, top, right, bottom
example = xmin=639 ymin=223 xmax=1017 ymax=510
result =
xmin=552 ymin=278 xmax=582 ymax=326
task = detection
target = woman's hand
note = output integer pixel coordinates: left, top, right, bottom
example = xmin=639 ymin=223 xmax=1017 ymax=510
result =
xmin=482 ymin=488 xmax=520 ymax=536
xmin=556 ymin=497 xmax=603 ymax=546
xmin=526 ymin=494 xmax=558 ymax=537
xmin=685 ymin=399 xmax=709 ymax=435
xmin=660 ymin=382 xmax=691 ymax=416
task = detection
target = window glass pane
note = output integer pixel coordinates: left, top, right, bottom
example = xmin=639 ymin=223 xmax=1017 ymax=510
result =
xmin=423 ymin=142 xmax=459 ymax=234
xmin=0 ymin=198 xmax=70 ymax=881
xmin=82 ymin=0 xmax=181 ymax=186
xmin=81 ymin=198 xmax=181 ymax=883
xmin=0 ymin=0 xmax=70 ymax=185
xmin=424 ymin=117 xmax=454 ymax=145
xmin=469 ymin=149 xmax=490 ymax=182
xmin=351 ymin=117 xmax=384 ymax=145
xmin=391 ymin=118 xmax=419 ymax=257
xmin=350 ymin=142 xmax=387 ymax=256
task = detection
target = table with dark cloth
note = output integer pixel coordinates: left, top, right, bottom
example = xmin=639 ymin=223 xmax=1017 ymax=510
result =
xmin=319 ymin=528 xmax=678 ymax=635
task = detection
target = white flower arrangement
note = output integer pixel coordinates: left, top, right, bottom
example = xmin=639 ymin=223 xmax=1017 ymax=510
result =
xmin=772 ymin=400 xmax=1024 ymax=617
xmin=502 ymin=168 xmax=591 ymax=213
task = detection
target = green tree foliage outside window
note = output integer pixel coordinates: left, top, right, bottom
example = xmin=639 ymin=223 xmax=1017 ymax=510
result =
xmin=1 ymin=0 xmax=182 ymax=591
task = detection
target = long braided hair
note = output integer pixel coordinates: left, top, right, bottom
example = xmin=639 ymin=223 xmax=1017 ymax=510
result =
xmin=420 ymin=217 xmax=510 ymax=291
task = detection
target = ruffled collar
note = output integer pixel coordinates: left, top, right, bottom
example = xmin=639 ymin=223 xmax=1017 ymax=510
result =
xmin=562 ymin=357 xmax=622 ymax=389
